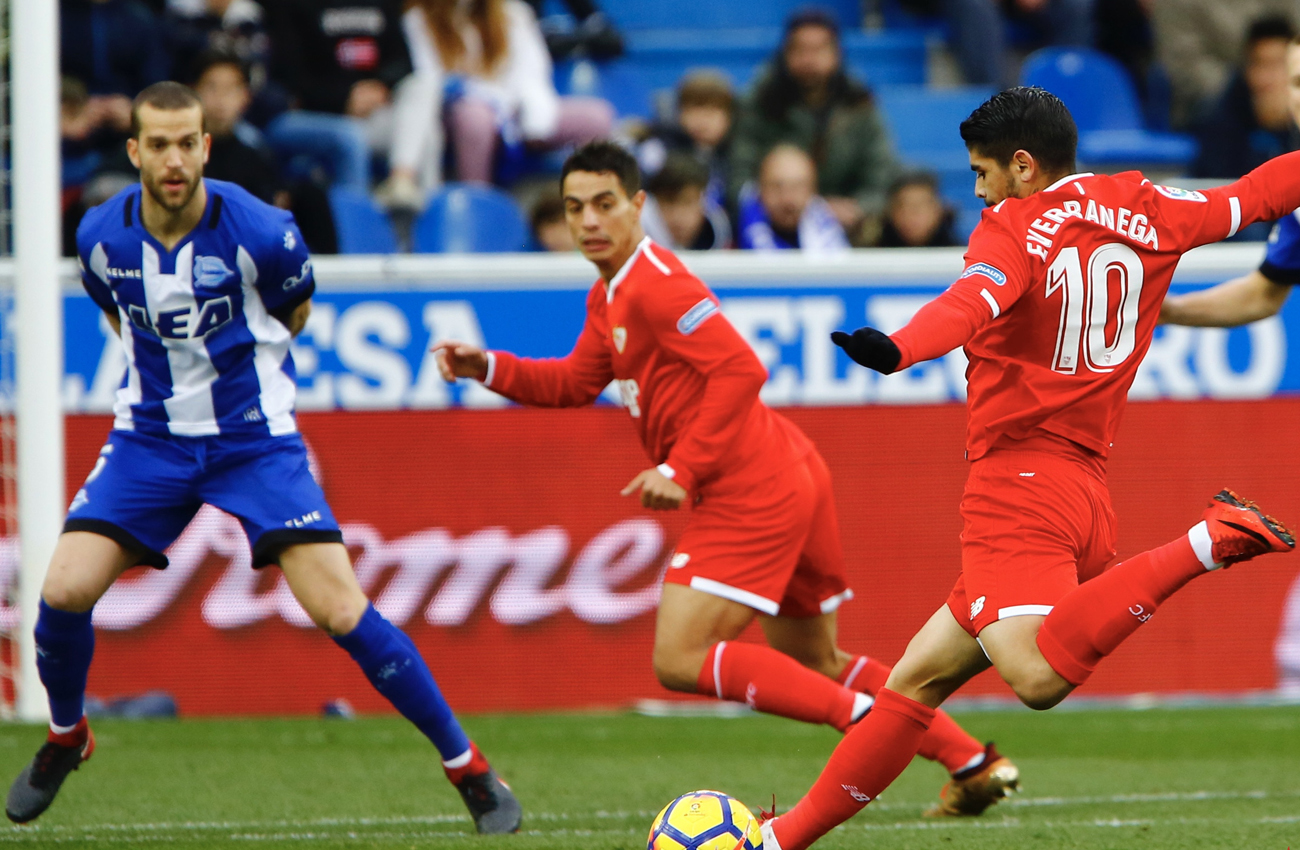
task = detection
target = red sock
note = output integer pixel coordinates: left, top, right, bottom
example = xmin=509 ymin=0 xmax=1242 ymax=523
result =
xmin=1037 ymin=533 xmax=1206 ymax=686
xmin=697 ymin=642 xmax=864 ymax=731
xmin=47 ymin=716 xmax=89 ymax=747
xmin=771 ymin=688 xmax=933 ymax=850
xmin=835 ymin=654 xmax=890 ymax=694
xmin=837 ymin=655 xmax=984 ymax=774
xmin=442 ymin=741 xmax=490 ymax=784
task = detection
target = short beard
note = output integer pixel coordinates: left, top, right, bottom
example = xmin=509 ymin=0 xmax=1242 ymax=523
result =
xmin=144 ymin=173 xmax=201 ymax=213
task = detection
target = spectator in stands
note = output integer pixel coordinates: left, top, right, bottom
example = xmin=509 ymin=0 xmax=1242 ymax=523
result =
xmin=530 ymin=192 xmax=577 ymax=251
xmin=163 ymin=0 xmax=287 ymax=127
xmin=1153 ymin=0 xmax=1296 ymax=129
xmin=636 ymin=71 xmax=734 ymax=212
xmin=1191 ymin=15 xmax=1299 ymax=179
xmin=896 ymin=0 xmax=1094 ymax=87
xmin=400 ymin=0 xmax=615 ymax=191
xmin=730 ymin=8 xmax=898 ymax=245
xmin=521 ymin=0 xmax=624 ymax=60
xmin=262 ymin=0 xmax=436 ymax=209
xmin=642 ymin=154 xmax=732 ymax=251
xmin=60 ymin=0 xmax=171 ymax=184
xmin=878 ymin=172 xmax=958 ymax=248
xmin=737 ymin=145 xmax=848 ymax=254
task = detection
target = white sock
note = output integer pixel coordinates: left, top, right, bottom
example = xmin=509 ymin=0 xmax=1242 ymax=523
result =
xmin=49 ymin=719 xmax=80 ymax=736
xmin=850 ymin=692 xmax=874 ymax=723
xmin=441 ymin=747 xmax=473 ymax=769
xmin=1188 ymin=520 xmax=1222 ymax=570
xmin=760 ymin=818 xmax=783 ymax=850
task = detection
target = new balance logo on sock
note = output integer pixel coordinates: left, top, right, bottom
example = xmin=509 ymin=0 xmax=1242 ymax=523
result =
xmin=841 ymin=784 xmax=871 ymax=803
xmin=745 ymin=682 xmax=758 ymax=710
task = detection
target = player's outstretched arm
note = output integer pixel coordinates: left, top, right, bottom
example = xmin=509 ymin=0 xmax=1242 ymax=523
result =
xmin=834 ymin=280 xmax=996 ymax=374
xmin=431 ymin=340 xmax=489 ymax=382
xmin=1160 ymin=270 xmax=1292 ymax=327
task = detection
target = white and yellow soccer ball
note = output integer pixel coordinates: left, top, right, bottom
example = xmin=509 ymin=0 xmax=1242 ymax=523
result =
xmin=647 ymin=790 xmax=763 ymax=850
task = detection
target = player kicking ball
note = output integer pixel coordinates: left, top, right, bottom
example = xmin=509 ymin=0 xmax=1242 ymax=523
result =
xmin=5 ymin=82 xmax=521 ymax=833
xmin=433 ymin=141 xmax=1018 ymax=817
xmin=760 ymin=87 xmax=1298 ymax=850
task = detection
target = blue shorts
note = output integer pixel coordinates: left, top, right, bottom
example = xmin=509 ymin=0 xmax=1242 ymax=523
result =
xmin=65 ymin=429 xmax=343 ymax=569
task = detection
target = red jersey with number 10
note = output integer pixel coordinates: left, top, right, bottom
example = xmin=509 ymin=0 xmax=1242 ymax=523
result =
xmin=890 ymin=153 xmax=1300 ymax=460
xmin=485 ymin=237 xmax=813 ymax=494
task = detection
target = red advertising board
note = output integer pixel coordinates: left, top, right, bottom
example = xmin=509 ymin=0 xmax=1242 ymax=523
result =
xmin=58 ymin=400 xmax=1300 ymax=716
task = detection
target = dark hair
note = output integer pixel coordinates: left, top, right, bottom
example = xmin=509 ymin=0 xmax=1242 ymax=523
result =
xmin=561 ymin=140 xmax=641 ymax=196
xmin=190 ymin=47 xmax=250 ymax=88
xmin=784 ymin=6 xmax=840 ymax=41
xmin=646 ymin=154 xmax=709 ymax=199
xmin=959 ymin=86 xmax=1077 ymax=175
xmin=530 ymin=192 xmax=566 ymax=233
xmin=757 ymin=6 xmax=867 ymax=123
xmin=1247 ymin=14 xmax=1296 ymax=48
xmin=887 ymin=169 xmax=941 ymax=200
xmin=677 ymin=70 xmax=734 ymax=112
xmin=131 ymin=81 xmax=205 ymax=138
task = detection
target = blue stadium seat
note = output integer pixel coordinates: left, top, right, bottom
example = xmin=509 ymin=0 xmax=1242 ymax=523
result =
xmin=1021 ymin=48 xmax=1197 ymax=167
xmin=594 ymin=0 xmax=860 ymax=30
xmin=413 ymin=184 xmax=528 ymax=253
xmin=328 ymin=188 xmax=398 ymax=254
xmin=876 ymin=85 xmax=995 ymax=171
xmin=593 ymin=29 xmax=928 ymax=119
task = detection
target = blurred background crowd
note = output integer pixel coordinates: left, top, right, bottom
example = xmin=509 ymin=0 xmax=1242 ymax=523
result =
xmin=56 ymin=0 xmax=1300 ymax=255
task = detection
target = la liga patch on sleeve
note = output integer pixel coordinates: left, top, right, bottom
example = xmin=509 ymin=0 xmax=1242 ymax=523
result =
xmin=677 ymin=298 xmax=720 ymax=335
xmin=959 ymin=262 xmax=1007 ymax=286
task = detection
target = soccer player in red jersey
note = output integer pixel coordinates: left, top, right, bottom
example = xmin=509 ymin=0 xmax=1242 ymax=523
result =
xmin=434 ymin=141 xmax=1018 ymax=816
xmin=760 ymin=87 xmax=1299 ymax=850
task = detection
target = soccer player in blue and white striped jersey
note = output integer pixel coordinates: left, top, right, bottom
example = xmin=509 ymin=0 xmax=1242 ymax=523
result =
xmin=6 ymin=82 xmax=521 ymax=833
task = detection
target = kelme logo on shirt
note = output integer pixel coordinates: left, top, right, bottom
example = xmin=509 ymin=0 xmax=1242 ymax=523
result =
xmin=960 ymin=263 xmax=1007 ymax=286
xmin=676 ymin=298 xmax=719 ymax=335
xmin=193 ymin=255 xmax=233 ymax=287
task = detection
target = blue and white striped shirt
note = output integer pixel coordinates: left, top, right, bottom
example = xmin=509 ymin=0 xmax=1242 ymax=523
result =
xmin=77 ymin=179 xmax=314 ymax=438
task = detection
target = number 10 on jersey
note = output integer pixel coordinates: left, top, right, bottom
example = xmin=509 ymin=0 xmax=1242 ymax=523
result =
xmin=1047 ymin=242 xmax=1145 ymax=375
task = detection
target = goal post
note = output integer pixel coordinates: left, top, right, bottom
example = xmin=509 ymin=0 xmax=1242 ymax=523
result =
xmin=11 ymin=0 xmax=63 ymax=722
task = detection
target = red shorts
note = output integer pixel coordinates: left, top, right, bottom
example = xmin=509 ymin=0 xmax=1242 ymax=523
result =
xmin=663 ymin=450 xmax=852 ymax=618
xmin=947 ymin=447 xmax=1117 ymax=637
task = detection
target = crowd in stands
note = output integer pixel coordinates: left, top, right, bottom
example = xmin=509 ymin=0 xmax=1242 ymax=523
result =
xmin=57 ymin=0 xmax=1300 ymax=255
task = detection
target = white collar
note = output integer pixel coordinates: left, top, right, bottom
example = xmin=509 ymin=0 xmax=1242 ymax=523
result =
xmin=605 ymin=236 xmax=651 ymax=303
xmin=1045 ymin=172 xmax=1095 ymax=192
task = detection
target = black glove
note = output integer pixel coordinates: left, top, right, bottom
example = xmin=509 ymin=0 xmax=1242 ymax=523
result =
xmin=831 ymin=327 xmax=902 ymax=374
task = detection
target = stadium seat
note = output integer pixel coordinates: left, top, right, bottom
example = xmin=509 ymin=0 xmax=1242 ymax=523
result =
xmin=413 ymin=184 xmax=529 ymax=254
xmin=1021 ymin=47 xmax=1197 ymax=167
xmin=328 ymin=187 xmax=399 ymax=254
xmin=593 ymin=29 xmax=928 ymax=120
xmin=596 ymin=0 xmax=860 ymax=30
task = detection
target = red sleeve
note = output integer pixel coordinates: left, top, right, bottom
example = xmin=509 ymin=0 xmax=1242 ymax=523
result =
xmin=635 ymin=275 xmax=768 ymax=494
xmin=486 ymin=311 xmax=614 ymax=408
xmin=891 ymin=212 xmax=1030 ymax=369
xmin=1160 ymin=151 xmax=1300 ymax=251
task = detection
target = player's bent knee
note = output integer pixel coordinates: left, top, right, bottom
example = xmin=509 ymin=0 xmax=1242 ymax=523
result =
xmin=1007 ymin=671 xmax=1071 ymax=711
xmin=651 ymin=644 xmax=704 ymax=693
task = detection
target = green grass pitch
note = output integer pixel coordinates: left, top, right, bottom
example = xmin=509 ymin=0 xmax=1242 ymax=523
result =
xmin=0 ymin=706 xmax=1296 ymax=848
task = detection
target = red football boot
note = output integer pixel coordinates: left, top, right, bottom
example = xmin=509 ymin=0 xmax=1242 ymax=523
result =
xmin=1202 ymin=490 xmax=1296 ymax=568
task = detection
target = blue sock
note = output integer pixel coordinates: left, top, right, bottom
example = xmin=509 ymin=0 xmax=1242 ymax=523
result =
xmin=333 ymin=604 xmax=471 ymax=761
xmin=35 ymin=600 xmax=95 ymax=729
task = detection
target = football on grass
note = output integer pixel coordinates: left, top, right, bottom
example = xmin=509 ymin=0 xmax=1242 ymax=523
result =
xmin=647 ymin=790 xmax=763 ymax=850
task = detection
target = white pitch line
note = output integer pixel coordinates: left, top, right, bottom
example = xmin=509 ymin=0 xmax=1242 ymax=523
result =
xmin=4 ymin=789 xmax=1297 ymax=840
